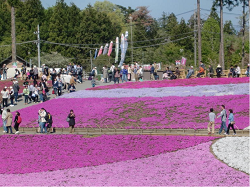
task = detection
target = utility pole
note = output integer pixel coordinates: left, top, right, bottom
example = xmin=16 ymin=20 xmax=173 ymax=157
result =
xmin=197 ymin=0 xmax=202 ymax=63
xmin=34 ymin=24 xmax=41 ymax=67
xmin=194 ymin=10 xmax=197 ymax=67
xmin=219 ymin=0 xmax=225 ymax=69
xmin=90 ymin=50 xmax=93 ymax=70
xmin=129 ymin=15 xmax=133 ymax=64
xmin=241 ymin=0 xmax=246 ymax=69
xmin=11 ymin=6 xmax=16 ymax=64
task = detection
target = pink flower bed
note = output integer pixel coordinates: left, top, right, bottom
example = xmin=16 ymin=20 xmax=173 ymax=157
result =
xmin=6 ymin=95 xmax=249 ymax=129
xmin=87 ymin=77 xmax=249 ymax=90
xmin=0 ymin=140 xmax=248 ymax=186
xmin=0 ymin=135 xmax=217 ymax=174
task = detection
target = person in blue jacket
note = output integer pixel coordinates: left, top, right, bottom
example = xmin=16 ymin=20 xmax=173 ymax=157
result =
xmin=226 ymin=109 xmax=236 ymax=135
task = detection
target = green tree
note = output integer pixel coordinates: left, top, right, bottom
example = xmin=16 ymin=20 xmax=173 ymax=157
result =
xmin=201 ymin=17 xmax=220 ymax=64
xmin=93 ymin=0 xmax=124 ymax=34
xmin=223 ymin=20 xmax=236 ymax=35
xmin=15 ymin=0 xmax=45 ymax=59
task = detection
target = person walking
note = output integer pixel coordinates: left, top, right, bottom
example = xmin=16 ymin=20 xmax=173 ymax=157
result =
xmin=38 ymin=108 xmax=47 ymax=133
xmin=103 ymin=66 xmax=108 ymax=83
xmin=46 ymin=112 xmax=53 ymax=133
xmin=5 ymin=109 xmax=13 ymax=134
xmin=1 ymin=108 xmax=7 ymax=133
xmin=1 ymin=87 xmax=9 ymax=108
xmin=53 ymin=78 xmax=58 ymax=97
xmin=150 ymin=64 xmax=155 ymax=80
xmin=57 ymin=75 xmax=63 ymax=96
xmin=226 ymin=109 xmax=236 ymax=135
xmin=67 ymin=109 xmax=75 ymax=133
xmin=14 ymin=111 xmax=21 ymax=134
xmin=114 ymin=67 xmax=120 ymax=84
xmin=33 ymin=66 xmax=38 ymax=80
xmin=208 ymin=108 xmax=216 ymax=134
xmin=2 ymin=64 xmax=8 ymax=80
xmin=9 ymin=86 xmax=14 ymax=107
xmin=23 ymin=85 xmax=29 ymax=105
xmin=38 ymin=82 xmax=44 ymax=103
xmin=217 ymin=105 xmax=228 ymax=135
xmin=122 ymin=66 xmax=128 ymax=83
xmin=13 ymin=81 xmax=20 ymax=104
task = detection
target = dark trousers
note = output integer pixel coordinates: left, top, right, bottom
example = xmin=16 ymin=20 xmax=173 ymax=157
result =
xmin=58 ymin=87 xmax=62 ymax=96
xmin=24 ymin=95 xmax=29 ymax=103
xmin=29 ymin=91 xmax=32 ymax=101
xmin=197 ymin=72 xmax=204 ymax=78
xmin=2 ymin=98 xmax=8 ymax=107
xmin=14 ymin=122 xmax=20 ymax=132
xmin=227 ymin=123 xmax=236 ymax=134
xmin=114 ymin=77 xmax=119 ymax=84
xmin=6 ymin=126 xmax=13 ymax=134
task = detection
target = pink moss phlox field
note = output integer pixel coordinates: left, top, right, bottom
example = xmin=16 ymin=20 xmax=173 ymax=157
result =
xmin=6 ymin=95 xmax=249 ymax=129
xmin=87 ymin=77 xmax=249 ymax=90
xmin=0 ymin=135 xmax=217 ymax=174
xmin=0 ymin=141 xmax=248 ymax=186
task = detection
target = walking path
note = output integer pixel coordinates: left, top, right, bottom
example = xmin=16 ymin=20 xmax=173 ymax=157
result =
xmin=6 ymin=79 xmax=113 ymax=111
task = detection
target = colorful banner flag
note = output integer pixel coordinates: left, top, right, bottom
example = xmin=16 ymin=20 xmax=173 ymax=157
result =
xmin=103 ymin=43 xmax=109 ymax=55
xmin=119 ymin=31 xmax=128 ymax=67
xmin=181 ymin=57 xmax=186 ymax=65
xmin=97 ymin=46 xmax=103 ymax=57
xmin=107 ymin=41 xmax=113 ymax=56
xmin=115 ymin=37 xmax=119 ymax=63
xmin=94 ymin=49 xmax=98 ymax=59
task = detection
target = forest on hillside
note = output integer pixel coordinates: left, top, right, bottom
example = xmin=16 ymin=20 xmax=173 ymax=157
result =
xmin=0 ymin=0 xmax=249 ymax=70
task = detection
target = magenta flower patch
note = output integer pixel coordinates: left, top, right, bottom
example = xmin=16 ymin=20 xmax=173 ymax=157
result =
xmin=0 ymin=140 xmax=248 ymax=186
xmin=0 ymin=135 xmax=217 ymax=174
xmin=87 ymin=77 xmax=249 ymax=90
xmin=6 ymin=95 xmax=249 ymax=129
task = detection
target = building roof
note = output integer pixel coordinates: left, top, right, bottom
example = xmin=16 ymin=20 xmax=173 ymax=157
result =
xmin=0 ymin=55 xmax=29 ymax=67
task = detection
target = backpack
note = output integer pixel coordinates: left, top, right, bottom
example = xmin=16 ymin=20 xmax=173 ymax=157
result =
xmin=17 ymin=116 xmax=22 ymax=124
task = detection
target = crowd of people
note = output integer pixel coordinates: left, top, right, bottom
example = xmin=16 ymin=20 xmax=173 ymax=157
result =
xmin=89 ymin=61 xmax=249 ymax=86
xmin=186 ymin=61 xmax=249 ymax=79
xmin=1 ymin=107 xmax=75 ymax=134
xmin=0 ymin=63 xmax=83 ymax=108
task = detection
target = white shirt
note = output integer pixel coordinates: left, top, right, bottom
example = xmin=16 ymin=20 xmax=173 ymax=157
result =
xmin=235 ymin=66 xmax=241 ymax=74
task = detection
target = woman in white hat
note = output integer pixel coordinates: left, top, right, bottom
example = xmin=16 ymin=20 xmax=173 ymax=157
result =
xmin=216 ymin=64 xmax=222 ymax=78
xmin=1 ymin=87 xmax=9 ymax=108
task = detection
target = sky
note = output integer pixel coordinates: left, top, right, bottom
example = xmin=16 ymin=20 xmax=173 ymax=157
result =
xmin=41 ymin=0 xmax=245 ymax=30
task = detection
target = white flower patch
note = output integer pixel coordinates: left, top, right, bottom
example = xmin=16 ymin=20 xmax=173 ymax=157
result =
xmin=243 ymin=126 xmax=250 ymax=130
xmin=212 ymin=137 xmax=250 ymax=174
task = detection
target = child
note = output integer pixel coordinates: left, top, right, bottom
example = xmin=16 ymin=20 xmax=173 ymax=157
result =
xmin=226 ymin=109 xmax=236 ymax=135
xmin=46 ymin=112 xmax=53 ymax=133
xmin=91 ymin=78 xmax=96 ymax=87
xmin=208 ymin=108 xmax=216 ymax=134
xmin=14 ymin=111 xmax=21 ymax=134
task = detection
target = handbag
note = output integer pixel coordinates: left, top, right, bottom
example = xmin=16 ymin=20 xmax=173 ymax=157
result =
xmin=66 ymin=117 xmax=70 ymax=122
xmin=52 ymin=90 xmax=55 ymax=94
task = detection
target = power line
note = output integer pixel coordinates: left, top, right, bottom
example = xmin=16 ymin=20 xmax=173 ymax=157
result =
xmin=200 ymin=8 xmax=242 ymax=16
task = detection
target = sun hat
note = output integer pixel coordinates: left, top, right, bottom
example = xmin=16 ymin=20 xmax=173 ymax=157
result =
xmin=191 ymin=66 xmax=193 ymax=68
xmin=10 ymin=86 xmax=12 ymax=89
xmin=4 ymin=86 xmax=7 ymax=88
xmin=217 ymin=64 xmax=221 ymax=68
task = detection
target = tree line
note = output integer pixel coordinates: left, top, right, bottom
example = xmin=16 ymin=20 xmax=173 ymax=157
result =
xmin=0 ymin=0 xmax=249 ymax=71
